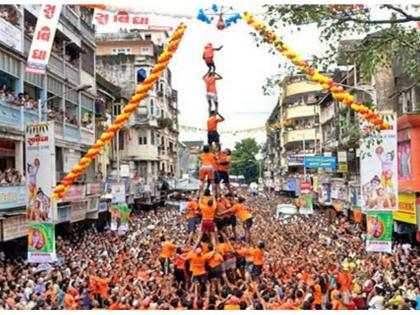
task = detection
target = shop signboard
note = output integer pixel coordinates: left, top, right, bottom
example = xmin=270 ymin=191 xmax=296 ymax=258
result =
xmin=111 ymin=183 xmax=126 ymax=204
xmin=338 ymin=162 xmax=348 ymax=173
xmin=0 ymin=186 xmax=27 ymax=210
xmin=394 ymin=193 xmax=417 ymax=225
xmin=60 ymin=185 xmax=85 ymax=203
xmin=304 ymin=156 xmax=336 ymax=169
xmin=2 ymin=215 xmax=27 ymax=241
xmin=287 ymin=156 xmax=304 ymax=165
xmin=366 ymin=212 xmax=393 ymax=253
xmin=70 ymin=200 xmax=87 ymax=223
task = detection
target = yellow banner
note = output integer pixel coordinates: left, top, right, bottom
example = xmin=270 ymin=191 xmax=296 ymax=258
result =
xmin=394 ymin=193 xmax=417 ymax=225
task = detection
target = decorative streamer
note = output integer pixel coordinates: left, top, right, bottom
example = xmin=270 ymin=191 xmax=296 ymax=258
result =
xmin=242 ymin=12 xmax=391 ymax=130
xmin=52 ymin=23 xmax=187 ymax=200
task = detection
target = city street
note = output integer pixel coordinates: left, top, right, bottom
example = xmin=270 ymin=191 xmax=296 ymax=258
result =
xmin=0 ymin=2 xmax=419 ymax=312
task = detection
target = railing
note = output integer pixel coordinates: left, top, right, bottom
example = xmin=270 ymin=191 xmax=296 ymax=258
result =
xmin=49 ymin=53 xmax=64 ymax=76
xmin=0 ymin=185 xmax=27 ymax=210
xmin=285 ymin=105 xmax=317 ymax=120
xmin=283 ymin=128 xmax=318 ymax=144
xmin=81 ymin=127 xmax=95 ymax=145
xmin=80 ymin=19 xmax=95 ymax=43
xmin=0 ymin=100 xmax=22 ymax=130
xmin=62 ymin=6 xmax=80 ymax=29
xmin=54 ymin=121 xmax=64 ymax=139
xmin=65 ymin=62 xmax=80 ymax=84
xmin=64 ymin=122 xmax=80 ymax=141
xmin=24 ymin=35 xmax=31 ymax=56
xmin=24 ymin=109 xmax=38 ymax=125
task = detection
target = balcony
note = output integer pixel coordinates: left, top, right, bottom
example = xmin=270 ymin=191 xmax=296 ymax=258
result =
xmin=81 ymin=19 xmax=95 ymax=44
xmin=121 ymin=144 xmax=159 ymax=161
xmin=0 ymin=185 xmax=27 ymax=210
xmin=284 ymin=105 xmax=318 ymax=120
xmin=285 ymin=80 xmax=323 ymax=98
xmin=283 ymin=128 xmax=319 ymax=144
xmin=54 ymin=121 xmax=64 ymax=139
xmin=129 ymin=114 xmax=159 ymax=128
xmin=0 ymin=100 xmax=22 ymax=130
xmin=64 ymin=122 xmax=80 ymax=142
xmin=62 ymin=6 xmax=80 ymax=29
xmin=49 ymin=53 xmax=64 ymax=76
xmin=65 ymin=62 xmax=80 ymax=84
xmin=81 ymin=127 xmax=95 ymax=145
xmin=24 ymin=109 xmax=38 ymax=126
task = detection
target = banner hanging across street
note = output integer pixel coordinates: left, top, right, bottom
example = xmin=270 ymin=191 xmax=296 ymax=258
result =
xmin=93 ymin=9 xmax=173 ymax=31
xmin=26 ymin=4 xmax=62 ymax=74
xmin=360 ymin=113 xmax=398 ymax=212
xmin=25 ymin=122 xmax=57 ymax=263
xmin=366 ymin=212 xmax=393 ymax=253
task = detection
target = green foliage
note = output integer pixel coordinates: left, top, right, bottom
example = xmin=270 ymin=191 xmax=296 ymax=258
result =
xmin=230 ymin=138 xmax=261 ymax=184
xmin=258 ymin=4 xmax=420 ymax=97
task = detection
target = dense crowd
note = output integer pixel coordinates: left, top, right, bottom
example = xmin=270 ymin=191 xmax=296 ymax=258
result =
xmin=0 ymin=193 xmax=418 ymax=310
xmin=0 ymin=169 xmax=23 ymax=186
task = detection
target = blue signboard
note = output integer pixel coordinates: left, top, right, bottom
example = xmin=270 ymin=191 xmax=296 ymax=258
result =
xmin=287 ymin=178 xmax=298 ymax=193
xmin=304 ymin=156 xmax=337 ymax=169
xmin=0 ymin=186 xmax=27 ymax=210
xmin=287 ymin=156 xmax=304 ymax=165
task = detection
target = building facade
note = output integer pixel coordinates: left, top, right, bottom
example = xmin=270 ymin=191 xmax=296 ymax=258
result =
xmin=266 ymin=75 xmax=325 ymax=178
xmin=0 ymin=5 xmax=100 ymax=245
xmin=95 ymin=30 xmax=179 ymax=192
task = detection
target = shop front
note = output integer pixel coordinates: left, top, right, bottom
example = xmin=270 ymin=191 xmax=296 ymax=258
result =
xmin=397 ymin=114 xmax=420 ymax=243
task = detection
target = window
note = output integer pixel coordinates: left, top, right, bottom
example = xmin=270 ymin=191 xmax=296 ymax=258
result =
xmin=81 ymin=42 xmax=94 ymax=75
xmin=119 ymin=131 xmax=124 ymax=150
xmin=151 ymin=131 xmax=155 ymax=145
xmin=150 ymin=99 xmax=154 ymax=116
xmin=141 ymin=47 xmax=150 ymax=54
xmin=145 ymin=34 xmax=152 ymax=40
xmin=161 ymin=109 xmax=164 ymax=119
xmin=138 ymin=131 xmax=147 ymax=145
xmin=111 ymin=48 xmax=132 ymax=55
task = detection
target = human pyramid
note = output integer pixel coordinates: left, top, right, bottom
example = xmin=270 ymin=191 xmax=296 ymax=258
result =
xmin=159 ymin=43 xmax=265 ymax=308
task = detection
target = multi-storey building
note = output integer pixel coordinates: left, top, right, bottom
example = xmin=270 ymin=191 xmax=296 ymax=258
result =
xmin=95 ymin=30 xmax=179 ymax=191
xmin=266 ymin=75 xmax=325 ymax=177
xmin=0 ymin=5 xmax=100 ymax=246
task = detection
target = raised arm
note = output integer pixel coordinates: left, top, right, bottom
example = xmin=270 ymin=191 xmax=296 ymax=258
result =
xmin=216 ymin=45 xmax=223 ymax=50
xmin=217 ymin=112 xmax=225 ymax=121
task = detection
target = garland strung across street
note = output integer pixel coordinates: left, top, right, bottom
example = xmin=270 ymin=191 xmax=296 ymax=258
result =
xmin=51 ymin=23 xmax=187 ymax=200
xmin=241 ymin=12 xmax=391 ymax=131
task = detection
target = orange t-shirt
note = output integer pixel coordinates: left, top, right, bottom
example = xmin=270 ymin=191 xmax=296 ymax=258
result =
xmin=313 ymin=284 xmax=322 ymax=305
xmin=200 ymin=152 xmax=216 ymax=166
xmin=205 ymin=251 xmax=224 ymax=268
xmin=217 ymin=242 xmax=234 ymax=257
xmin=186 ymin=201 xmax=198 ymax=219
xmin=207 ymin=117 xmax=223 ymax=132
xmin=204 ymin=76 xmax=217 ymax=94
xmin=200 ymin=200 xmax=217 ymax=221
xmin=216 ymin=152 xmax=231 ymax=172
xmin=230 ymin=203 xmax=252 ymax=222
xmin=186 ymin=252 xmax=207 ymax=276
xmin=64 ymin=293 xmax=77 ymax=310
xmin=174 ymin=254 xmax=186 ymax=270
xmin=251 ymin=248 xmax=264 ymax=265
xmin=109 ymin=303 xmax=124 ymax=310
xmin=224 ymin=304 xmax=240 ymax=310
xmin=160 ymin=242 xmax=176 ymax=258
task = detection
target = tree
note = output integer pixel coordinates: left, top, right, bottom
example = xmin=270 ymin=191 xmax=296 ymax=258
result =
xmin=230 ymin=138 xmax=261 ymax=184
xmin=258 ymin=5 xmax=420 ymax=99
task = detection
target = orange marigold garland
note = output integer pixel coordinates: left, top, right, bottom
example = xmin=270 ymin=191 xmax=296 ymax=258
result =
xmin=242 ymin=12 xmax=390 ymax=131
xmin=52 ymin=23 xmax=187 ymax=200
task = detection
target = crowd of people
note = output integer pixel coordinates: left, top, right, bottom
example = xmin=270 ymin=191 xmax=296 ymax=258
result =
xmin=0 ymin=193 xmax=418 ymax=310
xmin=0 ymin=5 xmax=19 ymax=27
xmin=0 ymin=168 xmax=23 ymax=186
